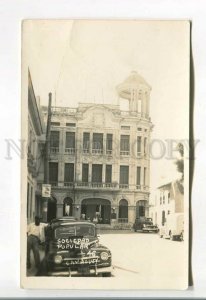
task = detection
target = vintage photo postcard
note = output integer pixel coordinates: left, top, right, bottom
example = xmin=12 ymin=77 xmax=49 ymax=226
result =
xmin=21 ymin=20 xmax=190 ymax=289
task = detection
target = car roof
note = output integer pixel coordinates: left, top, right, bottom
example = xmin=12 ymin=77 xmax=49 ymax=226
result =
xmin=50 ymin=217 xmax=76 ymax=223
xmin=51 ymin=220 xmax=95 ymax=229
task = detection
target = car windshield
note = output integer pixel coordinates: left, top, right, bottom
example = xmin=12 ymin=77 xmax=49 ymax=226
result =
xmin=55 ymin=224 xmax=95 ymax=238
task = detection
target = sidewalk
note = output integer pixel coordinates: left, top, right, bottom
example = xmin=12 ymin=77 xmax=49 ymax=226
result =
xmin=26 ymin=245 xmax=45 ymax=277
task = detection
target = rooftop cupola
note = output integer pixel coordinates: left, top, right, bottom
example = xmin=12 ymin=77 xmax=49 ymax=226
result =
xmin=116 ymin=71 xmax=151 ymax=118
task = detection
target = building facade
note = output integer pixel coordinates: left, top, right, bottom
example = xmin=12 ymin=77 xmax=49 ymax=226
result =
xmin=40 ymin=72 xmax=153 ymax=226
xmin=149 ymin=181 xmax=184 ymax=227
xmin=27 ymin=71 xmax=45 ymax=223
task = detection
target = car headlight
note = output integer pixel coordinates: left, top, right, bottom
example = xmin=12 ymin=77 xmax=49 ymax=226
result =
xmin=54 ymin=255 xmax=63 ymax=264
xmin=100 ymin=251 xmax=109 ymax=261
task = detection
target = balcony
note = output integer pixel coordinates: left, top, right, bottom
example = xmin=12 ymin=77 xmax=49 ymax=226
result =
xmin=37 ymin=182 xmax=149 ymax=192
xmin=92 ymin=148 xmax=103 ymax=155
xmin=120 ymin=151 xmax=130 ymax=156
xmin=50 ymin=147 xmax=59 ymax=154
xmin=65 ymin=148 xmax=75 ymax=154
xmin=119 ymin=184 xmax=129 ymax=189
xmin=106 ymin=150 xmax=112 ymax=155
xmin=51 ymin=107 xmax=77 ymax=115
xmin=83 ymin=148 xmax=90 ymax=154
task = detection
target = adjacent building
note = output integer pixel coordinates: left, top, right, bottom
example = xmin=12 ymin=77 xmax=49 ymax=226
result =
xmin=149 ymin=181 xmax=184 ymax=227
xmin=27 ymin=70 xmax=45 ymax=223
xmin=39 ymin=71 xmax=153 ymax=226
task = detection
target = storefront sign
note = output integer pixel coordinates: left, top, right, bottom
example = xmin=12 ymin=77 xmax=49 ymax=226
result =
xmin=42 ymin=184 xmax=51 ymax=197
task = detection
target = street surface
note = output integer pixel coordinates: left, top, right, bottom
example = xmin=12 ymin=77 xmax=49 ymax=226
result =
xmin=27 ymin=231 xmax=185 ymax=283
xmin=99 ymin=231 xmax=185 ymax=280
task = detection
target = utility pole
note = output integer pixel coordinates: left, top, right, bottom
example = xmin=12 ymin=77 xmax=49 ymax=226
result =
xmin=44 ymin=92 xmax=52 ymax=183
xmin=42 ymin=93 xmax=52 ymax=222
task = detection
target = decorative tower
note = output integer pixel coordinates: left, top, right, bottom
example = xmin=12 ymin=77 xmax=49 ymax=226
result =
xmin=116 ymin=71 xmax=151 ymax=118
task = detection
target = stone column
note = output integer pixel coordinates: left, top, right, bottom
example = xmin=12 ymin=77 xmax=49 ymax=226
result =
xmin=60 ymin=128 xmax=65 ymax=154
xmin=88 ymin=163 xmax=92 ymax=183
xmin=128 ymin=205 xmax=135 ymax=224
xmin=58 ymin=161 xmax=65 ymax=186
xmin=56 ymin=203 xmax=63 ymax=218
xmin=102 ymin=163 xmax=106 ymax=183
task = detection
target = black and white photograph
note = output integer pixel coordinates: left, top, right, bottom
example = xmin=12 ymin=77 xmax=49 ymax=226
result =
xmin=21 ymin=20 xmax=190 ymax=289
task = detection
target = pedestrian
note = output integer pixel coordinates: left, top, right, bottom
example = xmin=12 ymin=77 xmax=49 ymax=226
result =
xmin=27 ymin=216 xmax=43 ymax=270
xmin=93 ymin=214 xmax=98 ymax=225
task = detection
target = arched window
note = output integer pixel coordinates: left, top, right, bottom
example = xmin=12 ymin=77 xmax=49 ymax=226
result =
xmin=119 ymin=199 xmax=128 ymax=222
xmin=136 ymin=200 xmax=147 ymax=218
xmin=63 ymin=197 xmax=73 ymax=216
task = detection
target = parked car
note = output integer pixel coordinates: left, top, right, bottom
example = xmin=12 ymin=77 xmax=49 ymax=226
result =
xmin=133 ymin=217 xmax=153 ymax=232
xmin=142 ymin=224 xmax=159 ymax=233
xmin=44 ymin=219 xmax=112 ymax=277
xmin=159 ymin=213 xmax=184 ymax=241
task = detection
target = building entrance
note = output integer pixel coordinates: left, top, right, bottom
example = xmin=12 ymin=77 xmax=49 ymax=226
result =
xmin=136 ymin=200 xmax=147 ymax=219
xmin=47 ymin=197 xmax=57 ymax=222
xmin=81 ymin=198 xmax=111 ymax=224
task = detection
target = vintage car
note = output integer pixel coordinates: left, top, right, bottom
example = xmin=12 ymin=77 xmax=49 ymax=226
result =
xmin=142 ymin=224 xmax=159 ymax=233
xmin=133 ymin=217 xmax=153 ymax=232
xmin=44 ymin=219 xmax=112 ymax=277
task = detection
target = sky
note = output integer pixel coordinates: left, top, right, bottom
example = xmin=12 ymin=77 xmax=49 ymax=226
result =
xmin=23 ymin=20 xmax=189 ymax=192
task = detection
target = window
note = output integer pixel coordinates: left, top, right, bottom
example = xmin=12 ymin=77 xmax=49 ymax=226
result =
xmin=83 ymin=132 xmax=90 ymax=153
xmin=92 ymin=164 xmax=102 ymax=183
xmin=51 ymin=122 xmax=60 ymax=126
xmin=168 ymin=192 xmax=170 ymax=203
xmin=121 ymin=126 xmax=130 ymax=130
xmin=144 ymin=167 xmax=147 ymax=186
xmin=168 ymin=210 xmax=170 ymax=215
xmin=162 ymin=210 xmax=166 ymax=226
xmin=137 ymin=136 xmax=141 ymax=154
xmin=163 ymin=194 xmax=165 ymax=204
xmin=144 ymin=137 xmax=147 ymax=155
xmin=66 ymin=123 xmax=76 ymax=127
xmin=105 ymin=165 xmax=112 ymax=183
xmin=120 ymin=135 xmax=130 ymax=155
xmin=106 ymin=134 xmax=113 ymax=154
xmin=92 ymin=133 xmax=103 ymax=154
xmin=50 ymin=131 xmax=59 ymax=148
xmin=82 ymin=164 xmax=89 ymax=182
xmin=136 ymin=166 xmax=141 ymax=188
xmin=136 ymin=200 xmax=146 ymax=218
xmin=49 ymin=162 xmax=58 ymax=184
xmin=120 ymin=166 xmax=129 ymax=188
xmin=64 ymin=163 xmax=74 ymax=182
xmin=137 ymin=127 xmax=142 ymax=131
xmin=65 ymin=132 xmax=75 ymax=153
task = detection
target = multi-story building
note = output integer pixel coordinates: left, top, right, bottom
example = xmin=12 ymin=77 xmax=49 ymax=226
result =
xmin=149 ymin=181 xmax=184 ymax=227
xmin=40 ymin=71 xmax=153 ymax=225
xmin=27 ymin=70 xmax=45 ymax=223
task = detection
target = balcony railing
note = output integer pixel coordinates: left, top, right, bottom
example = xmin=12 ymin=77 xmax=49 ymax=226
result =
xmin=92 ymin=148 xmax=103 ymax=154
xmin=65 ymin=148 xmax=75 ymax=154
xmin=120 ymin=151 xmax=130 ymax=156
xmin=119 ymin=184 xmax=129 ymax=189
xmin=51 ymin=107 xmax=77 ymax=114
xmin=83 ymin=148 xmax=90 ymax=154
xmin=50 ymin=147 xmax=59 ymax=154
xmin=37 ymin=182 xmax=149 ymax=192
xmin=118 ymin=218 xmax=128 ymax=223
xmin=106 ymin=150 xmax=112 ymax=155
